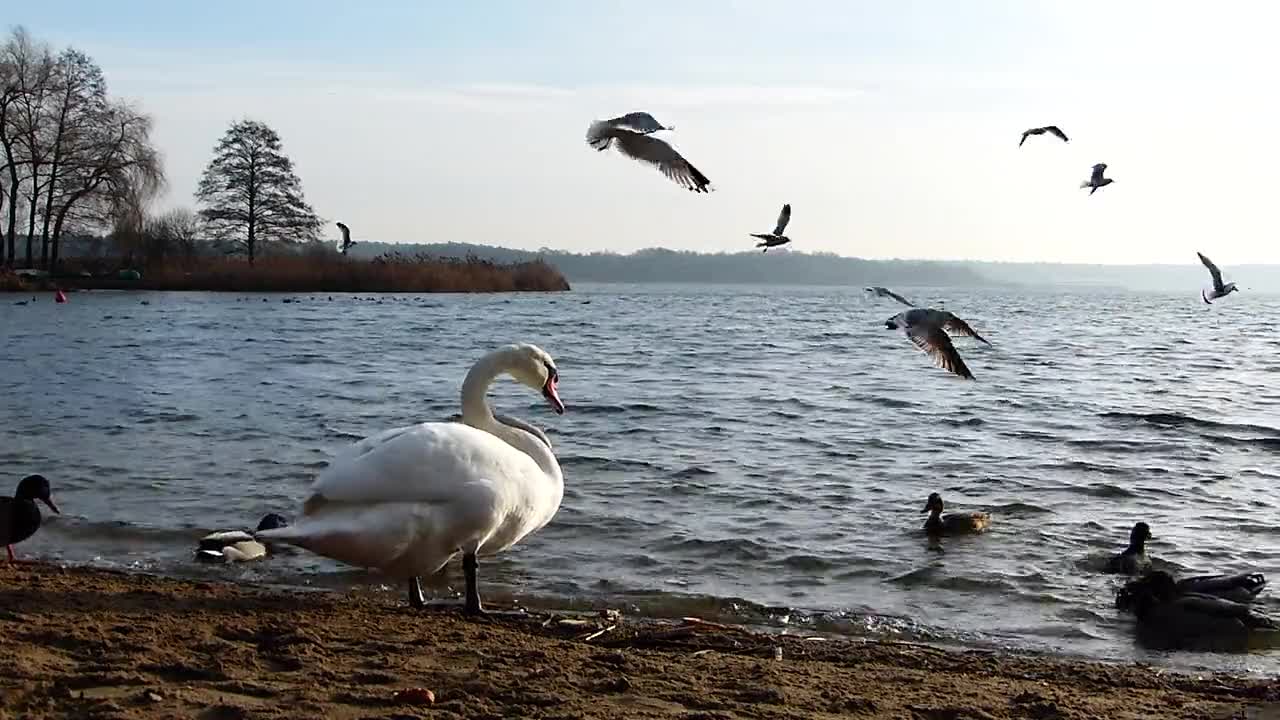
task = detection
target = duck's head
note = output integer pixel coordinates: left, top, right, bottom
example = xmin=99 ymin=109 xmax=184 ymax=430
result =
xmin=1130 ymin=521 xmax=1153 ymax=547
xmin=16 ymin=474 xmax=58 ymax=514
xmin=1117 ymin=570 xmax=1178 ymax=612
xmin=256 ymin=513 xmax=289 ymax=532
xmin=501 ymin=343 xmax=564 ymax=415
xmin=922 ymin=492 xmax=944 ymax=514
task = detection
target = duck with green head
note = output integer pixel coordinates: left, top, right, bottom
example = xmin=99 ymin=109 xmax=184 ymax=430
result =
xmin=922 ymin=492 xmax=991 ymax=536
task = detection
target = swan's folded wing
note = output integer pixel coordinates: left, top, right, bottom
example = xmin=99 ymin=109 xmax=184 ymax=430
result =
xmin=310 ymin=422 xmax=544 ymax=505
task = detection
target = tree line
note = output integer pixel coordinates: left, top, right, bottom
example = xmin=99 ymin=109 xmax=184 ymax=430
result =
xmin=2 ymin=25 xmax=328 ymax=274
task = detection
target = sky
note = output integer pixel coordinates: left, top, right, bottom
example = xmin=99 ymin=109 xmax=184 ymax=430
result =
xmin=8 ymin=1 xmax=1280 ymax=263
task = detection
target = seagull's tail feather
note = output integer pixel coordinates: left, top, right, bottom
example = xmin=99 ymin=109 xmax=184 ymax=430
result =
xmin=1079 ymin=181 xmax=1091 ymax=189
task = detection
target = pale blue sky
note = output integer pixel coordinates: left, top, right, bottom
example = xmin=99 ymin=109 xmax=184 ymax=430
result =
xmin=10 ymin=1 xmax=1280 ymax=263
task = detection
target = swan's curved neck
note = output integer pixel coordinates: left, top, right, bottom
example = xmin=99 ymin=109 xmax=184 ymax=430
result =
xmin=459 ymin=351 xmax=562 ymax=484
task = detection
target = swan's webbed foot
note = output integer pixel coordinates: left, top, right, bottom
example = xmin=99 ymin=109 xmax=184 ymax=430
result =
xmin=462 ymin=552 xmax=485 ymax=617
xmin=407 ymin=576 xmax=426 ymax=609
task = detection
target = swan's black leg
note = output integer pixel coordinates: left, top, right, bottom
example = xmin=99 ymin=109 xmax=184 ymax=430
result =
xmin=462 ymin=552 xmax=485 ymax=616
xmin=407 ymin=576 xmax=426 ymax=608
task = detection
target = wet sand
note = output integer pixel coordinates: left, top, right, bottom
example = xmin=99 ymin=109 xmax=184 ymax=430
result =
xmin=1 ymin=562 xmax=1276 ymax=720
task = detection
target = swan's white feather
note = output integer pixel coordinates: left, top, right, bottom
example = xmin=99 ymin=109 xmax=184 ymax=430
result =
xmin=259 ymin=420 xmax=561 ymax=578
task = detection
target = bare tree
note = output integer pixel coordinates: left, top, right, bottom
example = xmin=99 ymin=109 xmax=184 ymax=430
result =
xmin=0 ymin=28 xmax=53 ymax=267
xmin=142 ymin=207 xmax=202 ymax=263
xmin=196 ymin=119 xmax=321 ymax=264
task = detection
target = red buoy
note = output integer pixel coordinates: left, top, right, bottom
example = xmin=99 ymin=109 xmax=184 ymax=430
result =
xmin=54 ymin=290 xmax=67 ymax=303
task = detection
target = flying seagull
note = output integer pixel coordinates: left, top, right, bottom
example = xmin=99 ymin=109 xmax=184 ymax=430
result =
xmin=750 ymin=204 xmax=792 ymax=252
xmin=1019 ymin=125 xmax=1069 ymax=147
xmin=1197 ymin=251 xmax=1239 ymax=304
xmin=865 ymin=286 xmax=915 ymax=307
xmin=336 ymin=222 xmax=357 ymax=255
xmin=1080 ymin=163 xmax=1114 ymax=195
xmin=885 ymin=308 xmax=991 ymax=380
xmin=586 ymin=116 xmax=712 ymax=193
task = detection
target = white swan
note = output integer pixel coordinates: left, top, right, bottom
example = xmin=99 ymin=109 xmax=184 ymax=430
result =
xmin=258 ymin=343 xmax=566 ymax=615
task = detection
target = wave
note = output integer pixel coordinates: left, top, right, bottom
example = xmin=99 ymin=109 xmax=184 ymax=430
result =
xmin=671 ymin=466 xmax=716 ymax=479
xmin=1100 ymin=411 xmax=1280 ymax=437
xmin=559 ymin=455 xmax=663 ymax=472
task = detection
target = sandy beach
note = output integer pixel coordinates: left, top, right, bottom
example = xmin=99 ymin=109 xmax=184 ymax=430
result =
xmin=0 ymin=563 xmax=1275 ymax=719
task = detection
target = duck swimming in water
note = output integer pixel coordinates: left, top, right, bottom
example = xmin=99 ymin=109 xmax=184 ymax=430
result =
xmin=1 ymin=475 xmax=59 ymax=561
xmin=1117 ymin=570 xmax=1266 ymax=612
xmin=1106 ymin=522 xmax=1153 ymax=575
xmin=196 ymin=513 xmax=289 ymax=563
xmin=1120 ymin=570 xmax=1278 ymax=651
xmin=922 ymin=492 xmax=991 ymax=536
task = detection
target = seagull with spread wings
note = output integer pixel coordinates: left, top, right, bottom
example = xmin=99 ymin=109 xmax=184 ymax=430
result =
xmin=865 ymin=286 xmax=915 ymax=306
xmin=1197 ymin=252 xmax=1240 ymax=304
xmin=750 ymin=204 xmax=792 ymax=252
xmin=884 ymin=308 xmax=991 ymax=380
xmin=1019 ymin=125 xmax=1069 ymax=147
xmin=586 ymin=114 xmax=712 ymax=193
xmin=1080 ymin=163 xmax=1114 ymax=195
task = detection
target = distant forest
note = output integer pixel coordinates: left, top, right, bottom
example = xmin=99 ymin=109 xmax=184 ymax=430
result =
xmin=350 ymin=241 xmax=1280 ymax=291
xmin=351 ymin=242 xmax=994 ymax=287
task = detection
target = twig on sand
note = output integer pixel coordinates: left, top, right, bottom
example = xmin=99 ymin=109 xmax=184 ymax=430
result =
xmin=582 ymin=624 xmax=617 ymax=642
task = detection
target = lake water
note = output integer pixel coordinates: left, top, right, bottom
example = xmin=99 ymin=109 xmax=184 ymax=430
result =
xmin=3 ymin=283 xmax=1279 ymax=675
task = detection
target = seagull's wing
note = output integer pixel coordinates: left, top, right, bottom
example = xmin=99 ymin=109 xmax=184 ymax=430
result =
xmin=1197 ymin=251 xmax=1225 ymax=291
xmin=749 ymin=233 xmax=773 ymax=241
xmin=772 ymin=204 xmax=791 ymax=235
xmin=876 ymin=287 xmax=915 ymax=306
xmin=607 ymin=112 xmax=666 ymax=134
xmin=1045 ymin=126 xmax=1069 ymax=142
xmin=1090 ymin=164 xmax=1107 ymax=184
xmin=1019 ymin=130 xmax=1031 ymax=147
xmin=612 ymin=131 xmax=713 ymax=193
xmin=336 ymin=222 xmax=350 ymax=242
xmin=907 ymin=325 xmax=975 ymax=380
xmin=943 ymin=315 xmax=991 ymax=345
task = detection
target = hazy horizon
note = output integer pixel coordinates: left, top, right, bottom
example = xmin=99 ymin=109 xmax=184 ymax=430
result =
xmin=12 ymin=1 xmax=1280 ymax=265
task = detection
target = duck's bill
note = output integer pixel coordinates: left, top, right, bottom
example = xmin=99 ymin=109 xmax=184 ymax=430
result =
xmin=542 ymin=377 xmax=565 ymax=415
xmin=42 ymin=498 xmax=60 ymax=514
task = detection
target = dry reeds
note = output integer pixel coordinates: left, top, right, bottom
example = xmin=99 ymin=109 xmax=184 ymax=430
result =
xmin=6 ymin=253 xmax=571 ymax=293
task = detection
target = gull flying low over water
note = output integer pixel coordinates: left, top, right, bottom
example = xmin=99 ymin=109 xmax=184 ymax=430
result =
xmin=750 ymin=204 xmax=792 ymax=252
xmin=1019 ymin=125 xmax=1069 ymax=147
xmin=885 ymin=308 xmax=991 ymax=380
xmin=1197 ymin=252 xmax=1240 ymax=304
xmin=1081 ymin=163 xmax=1114 ymax=195
xmin=865 ymin=286 xmax=915 ymax=307
xmin=586 ymin=113 xmax=712 ymax=193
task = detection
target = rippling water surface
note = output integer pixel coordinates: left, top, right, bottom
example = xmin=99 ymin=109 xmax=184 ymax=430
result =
xmin=3 ymin=284 xmax=1279 ymax=674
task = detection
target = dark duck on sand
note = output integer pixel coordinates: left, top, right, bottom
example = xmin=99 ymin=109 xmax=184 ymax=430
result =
xmin=1106 ymin=522 xmax=1153 ymax=575
xmin=196 ymin=513 xmax=289 ymax=563
xmin=922 ymin=492 xmax=991 ymax=536
xmin=1 ymin=474 xmax=59 ymax=561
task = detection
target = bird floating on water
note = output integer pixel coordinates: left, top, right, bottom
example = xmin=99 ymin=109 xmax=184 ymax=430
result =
xmin=586 ymin=113 xmax=712 ymax=193
xmin=1 ymin=474 xmax=59 ymax=562
xmin=922 ymin=492 xmax=991 ymax=535
xmin=865 ymin=286 xmax=915 ymax=307
xmin=1080 ymin=163 xmax=1113 ymax=195
xmin=750 ymin=204 xmax=792 ymax=252
xmin=257 ymin=343 xmax=566 ymax=615
xmin=1019 ymin=125 xmax=1069 ymax=146
xmin=884 ymin=308 xmax=991 ymax=380
xmin=1197 ymin=252 xmax=1239 ymax=304
xmin=1106 ymin=522 xmax=1153 ymax=575
xmin=196 ymin=513 xmax=289 ymax=563
xmin=1117 ymin=570 xmax=1266 ymax=612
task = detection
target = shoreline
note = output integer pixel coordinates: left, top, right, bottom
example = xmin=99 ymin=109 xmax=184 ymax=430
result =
xmin=1 ymin=562 xmax=1275 ymax=719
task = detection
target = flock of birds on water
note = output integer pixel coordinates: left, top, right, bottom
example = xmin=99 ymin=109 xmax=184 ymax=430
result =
xmin=1 ymin=112 xmax=1267 ymax=657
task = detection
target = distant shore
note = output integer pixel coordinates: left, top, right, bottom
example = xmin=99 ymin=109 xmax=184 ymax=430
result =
xmin=0 ymin=562 xmax=1273 ymax=719
xmin=0 ymin=255 xmax=571 ymax=294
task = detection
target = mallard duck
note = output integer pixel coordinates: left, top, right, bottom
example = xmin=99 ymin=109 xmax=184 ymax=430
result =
xmin=195 ymin=513 xmax=288 ymax=563
xmin=1 ymin=475 xmax=59 ymax=561
xmin=1120 ymin=571 xmax=1278 ymax=651
xmin=1106 ymin=522 xmax=1153 ymax=575
xmin=922 ymin=492 xmax=991 ymax=535
xmin=1117 ymin=571 xmax=1267 ymax=612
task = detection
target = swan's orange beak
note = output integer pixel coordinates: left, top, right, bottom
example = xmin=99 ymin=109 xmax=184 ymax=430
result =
xmin=542 ymin=376 xmax=565 ymax=415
